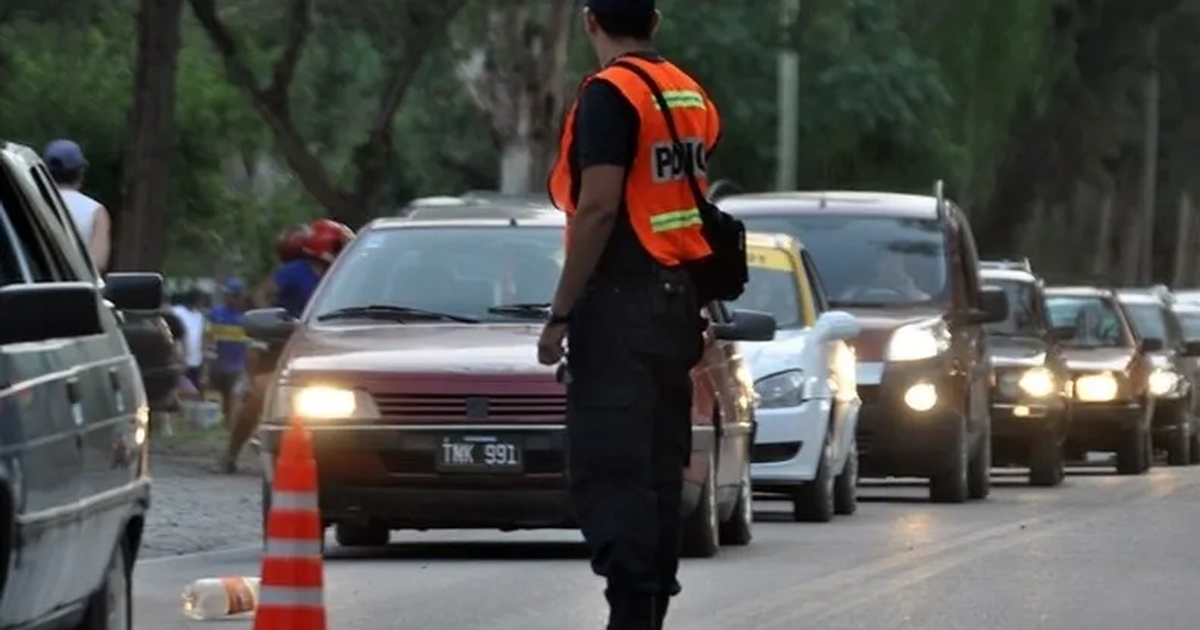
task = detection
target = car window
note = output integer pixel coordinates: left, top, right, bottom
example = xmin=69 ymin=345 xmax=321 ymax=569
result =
xmin=739 ymin=213 xmax=948 ymax=308
xmin=799 ymin=249 xmax=829 ymax=313
xmin=728 ymin=246 xmax=804 ymax=329
xmin=0 ymin=201 xmax=30 ymax=285
xmin=0 ymin=164 xmax=65 ymax=282
xmin=1046 ymin=295 xmax=1133 ymax=348
xmin=1121 ymin=301 xmax=1171 ymax=345
xmin=1174 ymin=310 xmax=1200 ymax=340
xmin=309 ymin=225 xmax=564 ymax=321
xmin=984 ymin=279 xmax=1040 ymax=336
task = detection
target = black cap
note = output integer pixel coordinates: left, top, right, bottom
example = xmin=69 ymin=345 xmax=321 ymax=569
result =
xmin=586 ymin=0 xmax=654 ymax=14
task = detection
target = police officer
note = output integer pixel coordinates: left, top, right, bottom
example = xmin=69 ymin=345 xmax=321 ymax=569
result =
xmin=537 ymin=1 xmax=721 ymax=629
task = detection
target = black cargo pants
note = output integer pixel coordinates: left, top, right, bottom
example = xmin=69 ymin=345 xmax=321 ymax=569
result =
xmin=565 ymin=267 xmax=705 ymax=630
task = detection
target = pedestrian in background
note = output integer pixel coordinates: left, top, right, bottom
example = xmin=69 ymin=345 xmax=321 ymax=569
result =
xmin=540 ymin=1 xmax=725 ymax=628
xmin=172 ymin=288 xmax=208 ymax=391
xmin=206 ymin=278 xmax=250 ymax=429
xmin=43 ymin=139 xmax=112 ymax=273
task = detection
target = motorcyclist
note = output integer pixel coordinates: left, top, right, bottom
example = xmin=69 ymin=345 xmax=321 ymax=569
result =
xmin=219 ymin=219 xmax=355 ymax=473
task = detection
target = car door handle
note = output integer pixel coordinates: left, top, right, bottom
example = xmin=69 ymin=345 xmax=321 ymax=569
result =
xmin=66 ymin=378 xmax=81 ymax=404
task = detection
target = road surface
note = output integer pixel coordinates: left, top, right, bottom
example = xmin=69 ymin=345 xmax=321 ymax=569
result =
xmin=135 ymin=465 xmax=1200 ymax=630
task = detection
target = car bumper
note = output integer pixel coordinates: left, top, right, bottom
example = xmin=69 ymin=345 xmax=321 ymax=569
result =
xmin=1065 ymin=400 xmax=1146 ymax=450
xmin=854 ymin=360 xmax=964 ymax=477
xmin=990 ymin=400 xmax=1067 ymax=464
xmin=260 ymin=422 xmax=705 ymax=528
xmin=750 ymin=399 xmax=830 ymax=487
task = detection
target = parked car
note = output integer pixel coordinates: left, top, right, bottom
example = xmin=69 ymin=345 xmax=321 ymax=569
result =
xmin=1 ymin=142 xmax=179 ymax=411
xmin=1045 ymin=287 xmax=1154 ymax=474
xmin=979 ymin=261 xmax=1074 ymax=486
xmin=1116 ymin=289 xmax=1200 ymax=465
xmin=721 ymin=186 xmax=1009 ymax=503
xmin=1 ymin=139 xmax=156 ymax=628
xmin=247 ymin=200 xmax=773 ymax=558
xmin=730 ymin=232 xmax=860 ymax=521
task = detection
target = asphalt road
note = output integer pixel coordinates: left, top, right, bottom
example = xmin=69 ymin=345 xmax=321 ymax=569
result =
xmin=135 ymin=465 xmax=1200 ymax=630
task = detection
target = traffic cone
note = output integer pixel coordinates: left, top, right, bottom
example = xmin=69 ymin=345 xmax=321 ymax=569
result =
xmin=254 ymin=417 xmax=326 ymax=630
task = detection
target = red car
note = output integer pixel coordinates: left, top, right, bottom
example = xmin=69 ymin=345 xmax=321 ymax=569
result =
xmin=246 ymin=197 xmax=774 ymax=557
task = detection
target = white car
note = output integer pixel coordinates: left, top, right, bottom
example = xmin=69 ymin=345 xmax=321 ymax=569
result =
xmin=733 ymin=233 xmax=862 ymax=522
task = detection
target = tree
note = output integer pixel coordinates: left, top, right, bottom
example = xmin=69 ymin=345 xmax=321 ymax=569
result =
xmin=115 ymin=0 xmax=184 ymax=270
xmin=188 ymin=0 xmax=468 ymax=226
xmin=454 ymin=0 xmax=574 ymax=194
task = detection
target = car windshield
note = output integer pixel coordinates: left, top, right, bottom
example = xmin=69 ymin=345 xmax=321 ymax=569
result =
xmin=728 ymin=247 xmax=804 ymax=329
xmin=984 ymin=279 xmax=1040 ymax=337
xmin=738 ymin=214 xmax=947 ymax=308
xmin=1046 ymin=295 xmax=1130 ymax=348
xmin=1175 ymin=310 xmax=1200 ymax=340
xmin=308 ymin=225 xmax=564 ymax=322
xmin=1121 ymin=301 xmax=1168 ymax=344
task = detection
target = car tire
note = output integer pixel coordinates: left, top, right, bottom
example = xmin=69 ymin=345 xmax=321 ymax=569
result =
xmin=929 ymin=419 xmax=969 ymax=504
xmin=793 ymin=431 xmax=835 ymax=522
xmin=833 ymin=441 xmax=858 ymax=516
xmin=1116 ymin=423 xmax=1148 ymax=475
xmin=681 ymin=450 xmax=720 ymax=558
xmin=1189 ymin=430 xmax=1200 ymax=464
xmin=718 ymin=453 xmax=753 ymax=546
xmin=1028 ymin=434 xmax=1065 ymax=487
xmin=74 ymin=537 xmax=131 ymax=630
xmin=1167 ymin=425 xmax=1191 ymax=466
xmin=968 ymin=417 xmax=992 ymax=500
xmin=334 ymin=522 xmax=390 ymax=548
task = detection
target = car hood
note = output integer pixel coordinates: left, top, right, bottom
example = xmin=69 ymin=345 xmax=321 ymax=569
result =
xmin=839 ymin=306 xmax=945 ymax=362
xmin=1146 ymin=350 xmax=1177 ymax=370
xmin=987 ymin=337 xmax=1048 ymax=368
xmin=739 ymin=329 xmax=809 ymax=378
xmin=284 ymin=323 xmax=557 ymax=376
xmin=1060 ymin=346 xmax=1137 ymax=371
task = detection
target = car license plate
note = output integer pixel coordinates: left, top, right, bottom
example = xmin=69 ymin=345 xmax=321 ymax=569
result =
xmin=436 ymin=434 xmax=523 ymax=473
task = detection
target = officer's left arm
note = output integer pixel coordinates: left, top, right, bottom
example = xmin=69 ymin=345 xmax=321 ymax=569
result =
xmin=551 ymin=81 xmax=635 ymax=317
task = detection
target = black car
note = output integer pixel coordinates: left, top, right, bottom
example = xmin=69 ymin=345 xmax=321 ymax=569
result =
xmin=2 ymin=140 xmax=158 ymax=628
xmin=721 ymin=186 xmax=1009 ymax=503
xmin=1116 ymin=289 xmax=1200 ymax=465
xmin=980 ymin=261 xmax=1074 ymax=486
xmin=1045 ymin=287 xmax=1154 ymax=474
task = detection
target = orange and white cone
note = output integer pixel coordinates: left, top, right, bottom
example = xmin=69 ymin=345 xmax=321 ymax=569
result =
xmin=253 ymin=417 xmax=326 ymax=630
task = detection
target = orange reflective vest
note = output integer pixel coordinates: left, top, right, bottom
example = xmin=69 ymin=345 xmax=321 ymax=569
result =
xmin=547 ymin=55 xmax=721 ymax=267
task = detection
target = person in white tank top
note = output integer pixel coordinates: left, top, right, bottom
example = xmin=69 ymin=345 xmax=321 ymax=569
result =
xmin=43 ymin=139 xmax=112 ymax=273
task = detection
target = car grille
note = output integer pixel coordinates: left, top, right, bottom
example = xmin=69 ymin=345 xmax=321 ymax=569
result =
xmin=371 ymin=393 xmax=567 ymax=421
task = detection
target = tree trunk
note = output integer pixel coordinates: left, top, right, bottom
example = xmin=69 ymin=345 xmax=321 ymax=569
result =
xmin=114 ymin=0 xmax=184 ymax=271
xmin=1091 ymin=188 xmax=1115 ymax=281
xmin=1172 ymin=192 xmax=1191 ymax=287
xmin=1137 ymin=27 xmax=1160 ymax=283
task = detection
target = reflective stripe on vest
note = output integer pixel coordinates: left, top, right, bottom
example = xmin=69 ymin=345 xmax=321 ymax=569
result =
xmin=547 ymin=56 xmax=721 ymax=267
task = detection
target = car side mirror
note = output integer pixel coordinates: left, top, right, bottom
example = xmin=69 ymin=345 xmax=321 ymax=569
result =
xmin=1049 ymin=324 xmax=1077 ymax=342
xmin=814 ymin=310 xmax=859 ymax=342
xmin=244 ymin=307 xmax=296 ymax=343
xmin=0 ymin=282 xmax=103 ymax=345
xmin=1183 ymin=340 xmax=1200 ymax=357
xmin=969 ymin=286 xmax=1009 ymax=324
xmin=714 ymin=309 xmax=777 ymax=342
xmin=103 ymin=272 xmax=164 ymax=311
xmin=1140 ymin=337 xmax=1164 ymax=353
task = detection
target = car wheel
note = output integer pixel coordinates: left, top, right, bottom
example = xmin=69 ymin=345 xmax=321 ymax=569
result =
xmin=681 ymin=450 xmax=720 ymax=558
xmin=1116 ymin=423 xmax=1148 ymax=475
xmin=929 ymin=419 xmax=969 ymax=504
xmin=968 ymin=417 xmax=992 ymax=500
xmin=1028 ymin=434 xmax=1065 ymax=487
xmin=1167 ymin=425 xmax=1191 ymax=466
xmin=75 ymin=537 xmax=131 ymax=630
xmin=718 ymin=452 xmax=753 ymax=546
xmin=833 ymin=440 xmax=858 ymax=516
xmin=793 ymin=431 xmax=835 ymax=522
xmin=1189 ymin=430 xmax=1200 ymax=464
xmin=334 ymin=522 xmax=390 ymax=548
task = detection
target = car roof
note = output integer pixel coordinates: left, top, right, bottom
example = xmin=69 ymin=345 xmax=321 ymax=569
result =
xmin=745 ymin=230 xmax=802 ymax=252
xmin=384 ymin=195 xmax=565 ymax=228
xmin=1115 ymin=290 xmax=1164 ymax=305
xmin=980 ymin=268 xmax=1037 ymax=284
xmin=1045 ymin=286 xmax=1116 ymax=298
xmin=718 ymin=191 xmax=941 ymax=219
xmin=1 ymin=140 xmax=44 ymax=172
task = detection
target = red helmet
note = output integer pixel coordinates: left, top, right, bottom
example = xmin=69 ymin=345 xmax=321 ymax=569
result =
xmin=276 ymin=224 xmax=309 ymax=262
xmin=301 ymin=219 xmax=355 ymax=264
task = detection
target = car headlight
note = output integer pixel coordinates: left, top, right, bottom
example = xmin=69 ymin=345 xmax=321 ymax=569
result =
xmin=754 ymin=370 xmax=806 ymax=409
xmin=886 ymin=320 xmax=951 ymax=362
xmin=1148 ymin=369 xmax=1181 ymax=397
xmin=1018 ymin=367 xmax=1056 ymax=398
xmin=267 ymin=385 xmax=381 ymax=422
xmin=1075 ymin=373 xmax=1119 ymax=402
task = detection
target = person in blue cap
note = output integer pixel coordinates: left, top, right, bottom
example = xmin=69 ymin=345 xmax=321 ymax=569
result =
xmin=206 ymin=278 xmax=250 ymax=438
xmin=43 ymin=139 xmax=112 ymax=272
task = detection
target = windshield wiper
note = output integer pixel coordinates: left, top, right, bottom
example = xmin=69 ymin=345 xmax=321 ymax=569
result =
xmin=487 ymin=302 xmax=551 ymax=320
xmin=316 ymin=304 xmax=479 ymax=323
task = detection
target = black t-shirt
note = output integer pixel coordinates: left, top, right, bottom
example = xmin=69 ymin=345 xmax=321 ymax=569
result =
xmin=569 ymin=52 xmax=666 ymax=279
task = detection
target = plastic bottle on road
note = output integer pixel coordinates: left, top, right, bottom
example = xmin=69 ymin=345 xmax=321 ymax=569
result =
xmin=181 ymin=576 xmax=261 ymax=620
